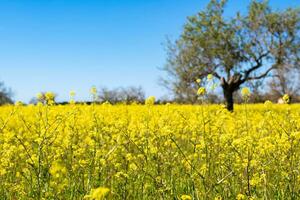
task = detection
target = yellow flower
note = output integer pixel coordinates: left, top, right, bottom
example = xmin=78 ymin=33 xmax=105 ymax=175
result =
xmin=90 ymin=86 xmax=97 ymax=95
xmin=84 ymin=187 xmax=110 ymax=200
xmin=70 ymin=90 xmax=76 ymax=98
xmin=69 ymin=99 xmax=75 ymax=105
xmin=241 ymin=87 xmax=250 ymax=99
xmin=102 ymin=101 xmax=111 ymax=105
xmin=145 ymin=96 xmax=156 ymax=105
xmin=196 ymin=78 xmax=201 ymax=84
xmin=50 ymin=162 xmax=67 ymax=179
xmin=44 ymin=92 xmax=56 ymax=105
xmin=214 ymin=196 xmax=222 ymax=200
xmin=90 ymin=86 xmax=98 ymax=102
xmin=197 ymin=87 xmax=206 ymax=96
xmin=282 ymin=94 xmax=290 ymax=104
xmin=236 ymin=193 xmax=246 ymax=200
xmin=15 ymin=101 xmax=24 ymax=106
xmin=181 ymin=194 xmax=192 ymax=200
xmin=45 ymin=92 xmax=55 ymax=101
xmin=264 ymin=100 xmax=272 ymax=108
xmin=69 ymin=90 xmax=76 ymax=104
xmin=207 ymin=74 xmax=213 ymax=81
xmin=36 ymin=92 xmax=43 ymax=101
xmin=129 ymin=163 xmax=138 ymax=171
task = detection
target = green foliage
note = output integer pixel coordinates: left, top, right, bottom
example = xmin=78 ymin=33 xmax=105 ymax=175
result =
xmin=163 ymin=0 xmax=300 ymax=110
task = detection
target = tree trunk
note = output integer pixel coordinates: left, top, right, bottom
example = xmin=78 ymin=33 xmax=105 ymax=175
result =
xmin=221 ymin=75 xmax=243 ymax=112
xmin=223 ymin=89 xmax=234 ymax=111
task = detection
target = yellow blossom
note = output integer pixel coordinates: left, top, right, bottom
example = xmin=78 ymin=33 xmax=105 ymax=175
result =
xmin=197 ymin=87 xmax=206 ymax=96
xmin=207 ymin=74 xmax=213 ymax=81
xmin=15 ymin=101 xmax=24 ymax=106
xmin=90 ymin=86 xmax=97 ymax=95
xmin=282 ymin=94 xmax=290 ymax=104
xmin=36 ymin=92 xmax=43 ymax=101
xmin=70 ymin=90 xmax=76 ymax=98
xmin=241 ymin=87 xmax=250 ymax=99
xmin=181 ymin=194 xmax=192 ymax=200
xmin=264 ymin=100 xmax=272 ymax=107
xmin=84 ymin=187 xmax=110 ymax=200
xmin=145 ymin=96 xmax=156 ymax=105
xmin=236 ymin=194 xmax=246 ymax=200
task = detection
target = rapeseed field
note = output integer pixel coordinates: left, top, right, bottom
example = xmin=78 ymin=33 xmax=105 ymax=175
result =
xmin=0 ymin=100 xmax=299 ymax=199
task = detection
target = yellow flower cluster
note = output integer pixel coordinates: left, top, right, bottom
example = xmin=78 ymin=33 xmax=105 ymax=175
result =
xmin=241 ymin=87 xmax=250 ymax=100
xmin=84 ymin=187 xmax=110 ymax=200
xmin=282 ymin=94 xmax=290 ymax=104
xmin=0 ymin=103 xmax=299 ymax=199
xmin=145 ymin=96 xmax=156 ymax=105
xmin=36 ymin=92 xmax=56 ymax=105
xmin=195 ymin=74 xmax=215 ymax=97
xmin=197 ymin=87 xmax=206 ymax=96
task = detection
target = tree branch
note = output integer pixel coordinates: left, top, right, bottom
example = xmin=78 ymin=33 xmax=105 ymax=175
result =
xmin=210 ymin=71 xmax=221 ymax=79
xmin=241 ymin=51 xmax=270 ymax=83
xmin=247 ymin=66 xmax=275 ymax=80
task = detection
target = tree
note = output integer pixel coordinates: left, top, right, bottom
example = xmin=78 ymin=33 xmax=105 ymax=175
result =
xmin=267 ymin=67 xmax=300 ymax=102
xmin=119 ymin=86 xmax=145 ymax=103
xmin=163 ymin=0 xmax=300 ymax=111
xmin=0 ymin=81 xmax=13 ymax=105
xmin=98 ymin=86 xmax=145 ymax=104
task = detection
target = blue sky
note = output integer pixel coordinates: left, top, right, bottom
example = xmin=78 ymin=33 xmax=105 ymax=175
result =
xmin=0 ymin=0 xmax=299 ymax=102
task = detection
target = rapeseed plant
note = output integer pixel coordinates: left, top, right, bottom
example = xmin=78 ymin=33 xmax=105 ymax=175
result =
xmin=145 ymin=96 xmax=156 ymax=105
xmin=0 ymin=90 xmax=299 ymax=199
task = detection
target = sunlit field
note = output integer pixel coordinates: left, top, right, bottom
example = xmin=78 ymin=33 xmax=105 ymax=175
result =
xmin=0 ymin=102 xmax=300 ymax=199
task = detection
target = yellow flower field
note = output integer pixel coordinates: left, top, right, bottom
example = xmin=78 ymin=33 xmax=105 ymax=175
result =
xmin=0 ymin=103 xmax=300 ymax=199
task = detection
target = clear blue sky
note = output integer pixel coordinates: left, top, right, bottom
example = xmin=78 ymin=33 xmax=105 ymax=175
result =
xmin=0 ymin=0 xmax=299 ymax=102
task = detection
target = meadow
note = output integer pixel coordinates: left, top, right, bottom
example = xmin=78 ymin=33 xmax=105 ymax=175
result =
xmin=0 ymin=102 xmax=300 ymax=199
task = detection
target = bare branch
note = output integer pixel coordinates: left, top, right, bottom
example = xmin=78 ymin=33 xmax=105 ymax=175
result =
xmin=242 ymin=51 xmax=270 ymax=83
xmin=211 ymin=71 xmax=221 ymax=79
xmin=248 ymin=66 xmax=275 ymax=80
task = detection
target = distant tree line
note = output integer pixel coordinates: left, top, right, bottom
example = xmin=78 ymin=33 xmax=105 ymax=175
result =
xmin=4 ymin=80 xmax=300 ymax=106
xmin=0 ymin=81 xmax=13 ymax=105
xmin=97 ymin=86 xmax=145 ymax=104
xmin=27 ymin=86 xmax=145 ymax=105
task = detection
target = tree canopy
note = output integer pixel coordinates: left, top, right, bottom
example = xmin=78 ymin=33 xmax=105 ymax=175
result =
xmin=163 ymin=0 xmax=300 ymax=110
